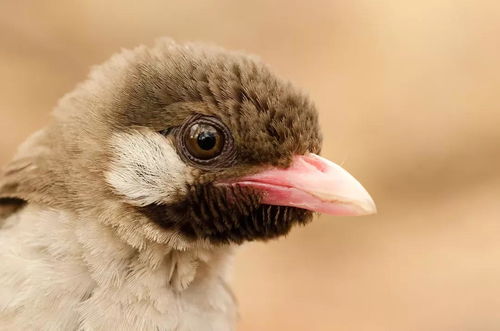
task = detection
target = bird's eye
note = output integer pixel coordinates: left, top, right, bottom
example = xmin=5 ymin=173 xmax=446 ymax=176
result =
xmin=185 ymin=123 xmax=224 ymax=160
xmin=169 ymin=115 xmax=236 ymax=169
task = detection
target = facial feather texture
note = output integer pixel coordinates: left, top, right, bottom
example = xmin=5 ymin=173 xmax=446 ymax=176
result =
xmin=0 ymin=38 xmax=328 ymax=330
xmin=0 ymin=38 xmax=322 ymax=247
xmin=106 ymin=129 xmax=193 ymax=207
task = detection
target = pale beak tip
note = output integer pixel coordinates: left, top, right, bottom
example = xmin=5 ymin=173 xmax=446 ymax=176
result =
xmin=358 ymin=197 xmax=377 ymax=216
xmin=336 ymin=189 xmax=377 ymax=216
xmin=350 ymin=186 xmax=377 ymax=216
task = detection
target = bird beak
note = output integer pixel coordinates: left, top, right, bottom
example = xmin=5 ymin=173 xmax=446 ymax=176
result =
xmin=227 ymin=153 xmax=376 ymax=216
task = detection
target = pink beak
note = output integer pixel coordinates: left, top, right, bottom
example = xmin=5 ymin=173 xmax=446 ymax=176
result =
xmin=223 ymin=153 xmax=376 ymax=216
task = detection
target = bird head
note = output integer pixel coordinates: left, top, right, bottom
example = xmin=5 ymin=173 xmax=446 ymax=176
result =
xmin=0 ymin=39 xmax=375 ymax=246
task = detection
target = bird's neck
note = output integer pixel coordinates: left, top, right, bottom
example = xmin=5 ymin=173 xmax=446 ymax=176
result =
xmin=4 ymin=203 xmax=237 ymax=329
xmin=15 ymin=203 xmax=236 ymax=291
xmin=77 ymin=204 xmax=236 ymax=292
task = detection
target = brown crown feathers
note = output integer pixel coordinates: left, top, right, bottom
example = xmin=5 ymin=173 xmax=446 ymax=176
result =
xmin=0 ymin=39 xmax=322 ymax=245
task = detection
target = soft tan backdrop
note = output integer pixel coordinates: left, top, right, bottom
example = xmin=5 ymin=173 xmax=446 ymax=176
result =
xmin=1 ymin=1 xmax=499 ymax=330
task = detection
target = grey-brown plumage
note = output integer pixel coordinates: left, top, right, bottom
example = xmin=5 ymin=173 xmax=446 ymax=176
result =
xmin=0 ymin=38 xmax=374 ymax=330
xmin=0 ymin=38 xmax=321 ymax=245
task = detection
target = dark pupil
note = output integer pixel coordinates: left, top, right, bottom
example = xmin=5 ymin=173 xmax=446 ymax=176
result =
xmin=197 ymin=131 xmax=217 ymax=150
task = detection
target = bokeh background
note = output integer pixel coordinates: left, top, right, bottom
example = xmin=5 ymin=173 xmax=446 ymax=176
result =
xmin=1 ymin=1 xmax=499 ymax=330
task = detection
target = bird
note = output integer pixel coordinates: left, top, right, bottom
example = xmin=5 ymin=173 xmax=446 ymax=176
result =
xmin=0 ymin=38 xmax=376 ymax=331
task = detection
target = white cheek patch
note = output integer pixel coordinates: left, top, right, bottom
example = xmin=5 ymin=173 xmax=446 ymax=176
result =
xmin=106 ymin=129 xmax=193 ymax=206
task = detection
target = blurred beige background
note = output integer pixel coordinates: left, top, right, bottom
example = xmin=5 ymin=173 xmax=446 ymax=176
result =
xmin=1 ymin=1 xmax=499 ymax=330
